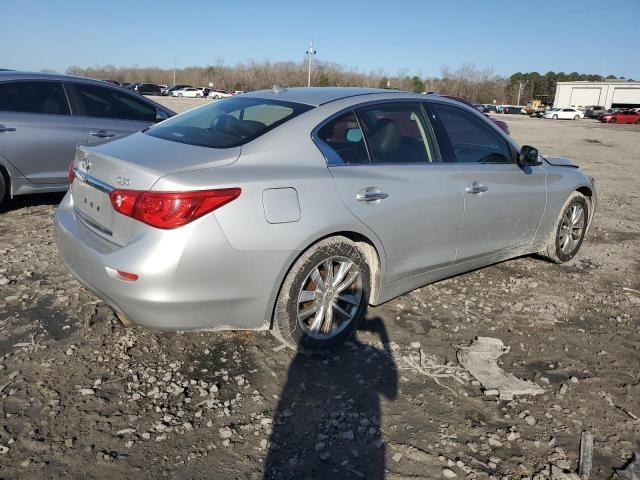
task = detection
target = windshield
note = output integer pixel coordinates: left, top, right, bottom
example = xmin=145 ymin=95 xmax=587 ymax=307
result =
xmin=145 ymin=97 xmax=313 ymax=148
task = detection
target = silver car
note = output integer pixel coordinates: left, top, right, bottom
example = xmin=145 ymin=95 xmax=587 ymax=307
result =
xmin=0 ymin=72 xmax=174 ymax=206
xmin=55 ymin=88 xmax=596 ymax=350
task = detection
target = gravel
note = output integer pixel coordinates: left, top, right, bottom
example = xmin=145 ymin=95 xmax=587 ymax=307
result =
xmin=0 ymin=108 xmax=638 ymax=478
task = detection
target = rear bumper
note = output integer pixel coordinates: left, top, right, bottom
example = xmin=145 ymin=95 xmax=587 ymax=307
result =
xmin=54 ymin=192 xmax=291 ymax=331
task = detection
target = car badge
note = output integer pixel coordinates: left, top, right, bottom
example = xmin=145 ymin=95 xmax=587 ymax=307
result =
xmin=116 ymin=176 xmax=130 ymax=186
xmin=80 ymin=156 xmax=91 ymax=172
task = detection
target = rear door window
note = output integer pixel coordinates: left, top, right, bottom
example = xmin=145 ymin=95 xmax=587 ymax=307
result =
xmin=0 ymin=81 xmax=70 ymax=115
xmin=316 ymin=111 xmax=369 ymax=165
xmin=69 ymin=83 xmax=157 ymax=122
xmin=146 ymin=97 xmax=313 ymax=148
xmin=356 ymin=103 xmax=434 ymax=164
xmin=429 ymin=102 xmax=513 ymax=164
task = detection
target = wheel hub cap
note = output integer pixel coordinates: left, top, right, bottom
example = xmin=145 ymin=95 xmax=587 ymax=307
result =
xmin=297 ymin=257 xmax=363 ymax=340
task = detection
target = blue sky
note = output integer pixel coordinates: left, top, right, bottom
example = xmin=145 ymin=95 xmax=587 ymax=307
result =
xmin=2 ymin=0 xmax=639 ymax=79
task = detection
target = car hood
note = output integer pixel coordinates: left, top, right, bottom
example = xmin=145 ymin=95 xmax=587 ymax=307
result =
xmin=543 ymin=156 xmax=579 ymax=168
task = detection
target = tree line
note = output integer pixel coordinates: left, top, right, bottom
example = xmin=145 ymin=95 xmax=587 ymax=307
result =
xmin=64 ymin=61 xmax=632 ymax=105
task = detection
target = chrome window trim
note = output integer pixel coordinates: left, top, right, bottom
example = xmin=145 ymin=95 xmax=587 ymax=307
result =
xmin=73 ymin=168 xmax=115 ymax=193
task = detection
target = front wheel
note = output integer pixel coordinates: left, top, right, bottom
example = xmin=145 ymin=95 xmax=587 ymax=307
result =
xmin=272 ymin=237 xmax=371 ymax=351
xmin=553 ymin=114 xmax=558 ymax=120
xmin=609 ymin=118 xmax=617 ymax=124
xmin=196 ymin=93 xmax=202 ymax=98
xmin=540 ymin=192 xmax=589 ymax=263
xmin=178 ymin=93 xmax=183 ymax=97
xmin=574 ymin=115 xmax=580 ymax=120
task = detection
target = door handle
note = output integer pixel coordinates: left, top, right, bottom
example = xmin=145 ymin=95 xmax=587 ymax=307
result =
xmin=0 ymin=125 xmax=16 ymax=132
xmin=89 ymin=130 xmax=116 ymax=138
xmin=465 ymin=182 xmax=489 ymax=194
xmin=356 ymin=187 xmax=389 ymax=203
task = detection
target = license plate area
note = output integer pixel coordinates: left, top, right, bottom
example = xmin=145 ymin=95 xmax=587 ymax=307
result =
xmin=73 ymin=178 xmax=115 ymax=234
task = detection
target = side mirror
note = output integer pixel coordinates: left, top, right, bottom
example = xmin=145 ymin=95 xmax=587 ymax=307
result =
xmin=345 ymin=128 xmax=362 ymax=143
xmin=155 ymin=109 xmax=170 ymax=123
xmin=518 ymin=145 xmax=541 ymax=166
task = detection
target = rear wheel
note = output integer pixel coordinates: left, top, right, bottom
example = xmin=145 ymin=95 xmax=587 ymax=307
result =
xmin=573 ymin=115 xmax=580 ymax=120
xmin=196 ymin=93 xmax=202 ymax=98
xmin=553 ymin=114 xmax=558 ymax=120
xmin=178 ymin=93 xmax=183 ymax=97
xmin=540 ymin=192 xmax=589 ymax=263
xmin=272 ymin=237 xmax=371 ymax=351
xmin=609 ymin=118 xmax=617 ymax=124
xmin=0 ymin=171 xmax=6 ymax=207
xmin=635 ymin=119 xmax=640 ymax=125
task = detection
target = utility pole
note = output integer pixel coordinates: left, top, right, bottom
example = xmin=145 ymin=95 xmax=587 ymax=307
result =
xmin=516 ymin=82 xmax=522 ymax=105
xmin=306 ymin=41 xmax=316 ymax=87
xmin=173 ymin=57 xmax=176 ymax=85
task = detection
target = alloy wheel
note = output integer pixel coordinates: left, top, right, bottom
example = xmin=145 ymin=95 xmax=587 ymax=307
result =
xmin=557 ymin=203 xmax=585 ymax=255
xmin=296 ymin=257 xmax=363 ymax=340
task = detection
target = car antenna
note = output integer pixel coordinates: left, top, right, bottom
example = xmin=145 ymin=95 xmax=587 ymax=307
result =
xmin=272 ymin=85 xmax=287 ymax=94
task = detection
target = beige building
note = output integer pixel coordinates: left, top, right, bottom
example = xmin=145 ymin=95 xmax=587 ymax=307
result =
xmin=553 ymin=80 xmax=640 ymax=109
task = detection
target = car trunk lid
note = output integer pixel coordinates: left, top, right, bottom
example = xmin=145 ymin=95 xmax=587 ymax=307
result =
xmin=72 ymin=132 xmax=240 ymax=245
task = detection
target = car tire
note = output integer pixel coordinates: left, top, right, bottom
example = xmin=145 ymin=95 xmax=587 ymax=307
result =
xmin=553 ymin=114 xmax=558 ymax=120
xmin=272 ymin=236 xmax=371 ymax=351
xmin=609 ymin=118 xmax=617 ymax=124
xmin=196 ymin=93 xmax=202 ymax=98
xmin=635 ymin=119 xmax=640 ymax=125
xmin=573 ymin=115 xmax=580 ymax=120
xmin=178 ymin=93 xmax=183 ymax=97
xmin=0 ymin=171 xmax=6 ymax=207
xmin=540 ymin=192 xmax=589 ymax=264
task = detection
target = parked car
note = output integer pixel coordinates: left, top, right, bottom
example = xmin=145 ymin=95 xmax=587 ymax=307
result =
xmin=161 ymin=84 xmax=192 ymax=96
xmin=233 ymin=90 xmax=245 ymax=95
xmin=209 ymin=89 xmax=233 ymax=99
xmin=171 ymin=87 xmax=207 ymax=98
xmin=599 ymin=110 xmax=640 ymax=124
xmin=0 ymin=71 xmax=175 ymax=206
xmin=135 ymin=83 xmax=162 ymax=96
xmin=543 ymin=108 xmax=584 ymax=120
xmin=55 ymin=87 xmax=596 ymax=350
xmin=584 ymin=105 xmax=606 ymax=118
xmin=530 ymin=108 xmax=557 ymax=119
xmin=503 ymin=106 xmax=525 ymax=114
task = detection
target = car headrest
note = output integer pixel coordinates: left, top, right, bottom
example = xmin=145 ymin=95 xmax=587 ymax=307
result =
xmin=369 ymin=118 xmax=401 ymax=155
xmin=41 ymin=99 xmax=61 ymax=115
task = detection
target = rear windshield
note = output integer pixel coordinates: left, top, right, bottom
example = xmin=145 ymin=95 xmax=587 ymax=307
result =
xmin=145 ymin=97 xmax=313 ymax=148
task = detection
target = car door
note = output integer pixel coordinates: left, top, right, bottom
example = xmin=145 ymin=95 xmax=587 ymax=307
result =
xmin=0 ymin=80 xmax=86 ymax=184
xmin=319 ymin=102 xmax=464 ymax=284
xmin=66 ymin=82 xmax=159 ymax=144
xmin=427 ymin=101 xmax=546 ymax=262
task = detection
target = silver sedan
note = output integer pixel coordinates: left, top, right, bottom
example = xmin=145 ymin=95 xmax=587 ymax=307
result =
xmin=55 ymin=88 xmax=596 ymax=350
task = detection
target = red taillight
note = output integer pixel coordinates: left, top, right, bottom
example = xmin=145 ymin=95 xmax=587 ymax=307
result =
xmin=108 ymin=188 xmax=241 ymax=229
xmin=68 ymin=162 xmax=75 ymax=184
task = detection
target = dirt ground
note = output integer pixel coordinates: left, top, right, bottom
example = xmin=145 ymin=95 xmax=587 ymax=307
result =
xmin=0 ymin=104 xmax=639 ymax=479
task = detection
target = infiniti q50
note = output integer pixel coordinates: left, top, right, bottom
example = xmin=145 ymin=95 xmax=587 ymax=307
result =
xmin=55 ymin=88 xmax=596 ymax=350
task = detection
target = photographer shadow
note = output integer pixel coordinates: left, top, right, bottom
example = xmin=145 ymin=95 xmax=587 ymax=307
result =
xmin=264 ymin=317 xmax=398 ymax=480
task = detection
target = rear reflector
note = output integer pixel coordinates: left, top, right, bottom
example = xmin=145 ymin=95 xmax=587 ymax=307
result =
xmin=109 ymin=188 xmax=241 ymax=229
xmin=116 ymin=270 xmax=139 ymax=281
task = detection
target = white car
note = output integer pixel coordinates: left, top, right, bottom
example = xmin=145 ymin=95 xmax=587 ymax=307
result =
xmin=208 ymin=89 xmax=233 ymax=99
xmin=544 ymin=108 xmax=584 ymax=120
xmin=171 ymin=87 xmax=207 ymax=98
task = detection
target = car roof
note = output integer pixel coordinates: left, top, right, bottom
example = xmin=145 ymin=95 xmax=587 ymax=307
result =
xmin=242 ymin=87 xmax=416 ymax=106
xmin=0 ymin=70 xmax=123 ymax=87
